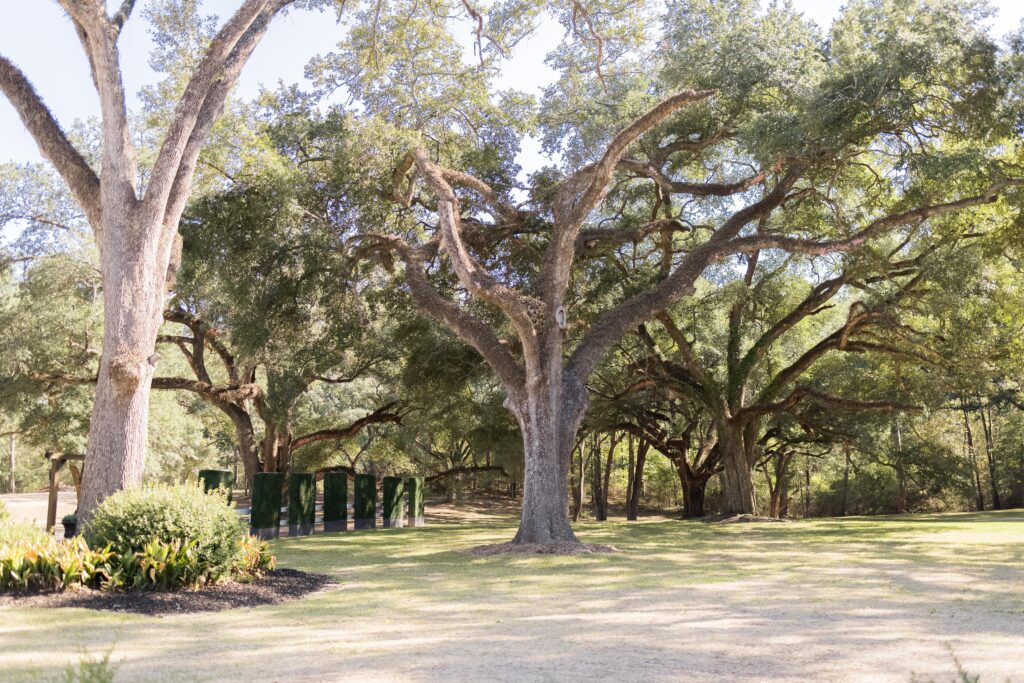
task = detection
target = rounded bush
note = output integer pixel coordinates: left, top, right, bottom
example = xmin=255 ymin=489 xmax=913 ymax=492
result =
xmin=85 ymin=484 xmax=246 ymax=576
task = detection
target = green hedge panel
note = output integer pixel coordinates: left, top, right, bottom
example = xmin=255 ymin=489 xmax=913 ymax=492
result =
xmin=323 ymin=472 xmax=348 ymax=532
xmin=250 ymin=472 xmax=284 ymax=540
xmin=198 ymin=469 xmax=234 ymax=504
xmin=288 ymin=472 xmax=316 ymax=536
xmin=407 ymin=476 xmax=425 ymax=527
xmin=354 ymin=474 xmax=377 ymax=530
xmin=382 ymin=476 xmax=405 ymax=529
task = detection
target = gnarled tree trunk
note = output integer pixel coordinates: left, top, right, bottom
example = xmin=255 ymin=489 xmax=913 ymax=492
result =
xmin=81 ymin=214 xmax=171 ymax=519
xmin=718 ymin=428 xmax=755 ymax=515
xmin=508 ymin=375 xmax=585 ymax=544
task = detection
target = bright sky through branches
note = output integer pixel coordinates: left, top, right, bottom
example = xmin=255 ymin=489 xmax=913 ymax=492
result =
xmin=1 ymin=0 xmax=1023 ymax=168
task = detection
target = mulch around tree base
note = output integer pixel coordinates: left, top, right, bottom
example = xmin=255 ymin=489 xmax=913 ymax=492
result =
xmin=698 ymin=513 xmax=787 ymax=523
xmin=468 ymin=542 xmax=618 ymax=556
xmin=0 ymin=569 xmax=337 ymax=616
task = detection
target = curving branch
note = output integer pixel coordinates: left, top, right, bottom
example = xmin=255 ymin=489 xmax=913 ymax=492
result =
xmin=618 ymin=158 xmax=766 ymax=197
xmin=392 ymin=149 xmax=543 ymax=373
xmin=724 ymin=181 xmax=1019 ymax=257
xmin=290 ymin=402 xmax=402 ymax=452
xmin=357 ymin=233 xmax=525 ymax=391
xmin=541 ymin=89 xmax=715 ymax=308
xmin=569 ymin=170 xmax=800 ymax=381
xmin=0 ymin=58 xmax=101 ymax=226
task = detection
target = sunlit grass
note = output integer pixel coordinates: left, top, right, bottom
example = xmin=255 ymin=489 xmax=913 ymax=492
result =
xmin=2 ymin=510 xmax=1022 ymax=681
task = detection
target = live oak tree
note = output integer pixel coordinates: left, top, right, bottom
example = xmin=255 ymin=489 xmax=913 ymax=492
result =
xmin=365 ymin=0 xmax=1024 ymax=543
xmin=0 ymin=0 xmax=329 ymax=520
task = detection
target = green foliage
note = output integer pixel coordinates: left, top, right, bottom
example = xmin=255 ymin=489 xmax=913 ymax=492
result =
xmin=0 ymin=499 xmax=8 ymax=521
xmin=0 ymin=518 xmax=49 ymax=549
xmin=0 ymin=537 xmax=116 ymax=591
xmin=85 ymin=484 xmax=246 ymax=579
xmin=62 ymin=649 xmax=116 ymax=683
xmin=0 ymin=533 xmax=275 ymax=593
xmin=198 ymin=469 xmax=234 ymax=504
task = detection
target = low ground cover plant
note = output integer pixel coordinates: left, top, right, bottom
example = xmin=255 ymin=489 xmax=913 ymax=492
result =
xmin=0 ymin=484 xmax=274 ymax=592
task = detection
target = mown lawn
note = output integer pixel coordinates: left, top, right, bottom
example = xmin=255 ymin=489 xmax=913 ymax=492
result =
xmin=3 ymin=510 xmax=1023 ymax=682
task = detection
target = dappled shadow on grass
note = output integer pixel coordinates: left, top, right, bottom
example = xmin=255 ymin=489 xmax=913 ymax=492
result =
xmin=3 ymin=510 xmax=1023 ymax=681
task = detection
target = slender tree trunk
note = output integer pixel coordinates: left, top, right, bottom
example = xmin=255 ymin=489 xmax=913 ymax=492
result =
xmin=892 ymin=417 xmax=907 ymax=514
xmin=570 ymin=442 xmax=583 ymax=522
xmin=627 ymin=438 xmax=648 ymax=520
xmin=591 ymin=434 xmax=603 ymax=520
xmin=803 ymin=457 xmax=812 ymax=517
xmin=963 ymin=408 xmax=985 ymax=511
xmin=600 ymin=433 xmax=614 ymax=521
xmin=841 ymin=442 xmax=851 ymax=517
xmin=718 ymin=426 xmax=755 ymax=515
xmin=626 ymin=433 xmax=635 ymax=517
xmin=80 ymin=221 xmax=170 ymax=522
xmin=979 ymin=404 xmax=1002 ymax=510
xmin=6 ymin=433 xmax=15 ymax=494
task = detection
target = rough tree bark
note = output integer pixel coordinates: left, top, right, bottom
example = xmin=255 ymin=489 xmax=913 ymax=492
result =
xmin=0 ymin=0 xmax=299 ymax=522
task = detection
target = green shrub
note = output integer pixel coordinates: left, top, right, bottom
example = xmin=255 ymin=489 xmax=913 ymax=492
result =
xmin=0 ymin=518 xmax=49 ymax=550
xmin=0 ymin=499 xmax=9 ymax=521
xmin=85 ymin=484 xmax=246 ymax=578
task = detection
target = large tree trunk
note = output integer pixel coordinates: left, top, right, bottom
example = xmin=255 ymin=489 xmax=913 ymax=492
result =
xmin=718 ymin=427 xmax=755 ymax=515
xmin=225 ymin=406 xmax=261 ymax=488
xmin=80 ymin=225 xmax=169 ymax=523
xmin=681 ymin=474 xmax=708 ymax=518
xmin=509 ymin=377 xmax=583 ymax=545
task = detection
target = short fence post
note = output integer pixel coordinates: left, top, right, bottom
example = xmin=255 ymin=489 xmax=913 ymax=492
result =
xmin=354 ymin=474 xmax=377 ymax=530
xmin=289 ymin=472 xmax=316 ymax=536
xmin=198 ymin=469 xmax=234 ymax=504
xmin=250 ymin=472 xmax=284 ymax=540
xmin=407 ymin=476 xmax=425 ymax=527
xmin=323 ymin=472 xmax=348 ymax=532
xmin=382 ymin=476 xmax=405 ymax=528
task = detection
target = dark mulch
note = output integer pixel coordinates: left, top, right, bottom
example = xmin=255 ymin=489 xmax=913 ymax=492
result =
xmin=0 ymin=569 xmax=336 ymax=616
xmin=699 ymin=513 xmax=786 ymax=524
xmin=468 ymin=541 xmax=618 ymax=556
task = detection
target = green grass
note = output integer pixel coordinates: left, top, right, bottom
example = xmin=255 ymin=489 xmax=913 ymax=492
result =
xmin=2 ymin=510 xmax=1022 ymax=682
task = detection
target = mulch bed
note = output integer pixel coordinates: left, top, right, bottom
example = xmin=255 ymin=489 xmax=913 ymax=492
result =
xmin=699 ymin=513 xmax=787 ymax=524
xmin=0 ymin=569 xmax=336 ymax=616
xmin=468 ymin=542 xmax=618 ymax=556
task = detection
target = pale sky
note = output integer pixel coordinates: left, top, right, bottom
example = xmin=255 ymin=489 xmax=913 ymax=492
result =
xmin=2 ymin=0 xmax=1023 ymax=168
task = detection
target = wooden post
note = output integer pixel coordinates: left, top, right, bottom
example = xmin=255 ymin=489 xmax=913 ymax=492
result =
xmin=46 ymin=452 xmax=59 ymax=533
xmin=7 ymin=433 xmax=15 ymax=494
